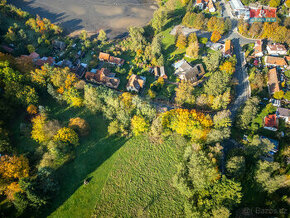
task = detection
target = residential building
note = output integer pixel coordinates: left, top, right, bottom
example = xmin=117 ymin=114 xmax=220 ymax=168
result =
xmin=99 ymin=52 xmax=125 ymax=66
xmin=173 ymin=60 xmax=205 ymax=82
xmin=153 ymin=66 xmax=167 ymax=80
xmin=267 ymin=68 xmax=280 ymax=95
xmin=264 ymin=114 xmax=278 ymax=131
xmin=74 ymin=64 xmax=87 ymax=79
xmin=254 ymin=40 xmax=263 ymax=57
xmin=85 ymin=68 xmax=120 ymax=89
xmin=52 ymin=40 xmax=66 ymax=50
xmin=98 ymin=52 xmax=110 ymax=62
xmin=266 ymin=43 xmax=287 ymax=56
xmin=229 ymin=0 xmax=250 ymax=19
xmin=126 ymin=74 xmax=146 ymax=92
xmin=109 ymin=56 xmax=125 ymax=66
xmin=224 ymin=40 xmax=233 ymax=57
xmin=35 ymin=57 xmax=55 ymax=67
xmin=207 ymin=0 xmax=216 ymax=12
xmin=195 ymin=0 xmax=209 ymax=10
xmin=265 ymin=56 xmax=287 ymax=68
xmin=276 ymin=107 xmax=290 ymax=123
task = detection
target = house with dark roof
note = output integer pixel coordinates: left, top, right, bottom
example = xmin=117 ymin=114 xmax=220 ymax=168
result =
xmin=52 ymin=40 xmax=66 ymax=50
xmin=85 ymin=68 xmax=120 ymax=89
xmin=126 ymin=74 xmax=146 ymax=92
xmin=267 ymin=68 xmax=280 ymax=95
xmin=173 ymin=60 xmax=205 ymax=82
xmin=276 ymin=107 xmax=290 ymax=123
xmin=73 ymin=64 xmax=87 ymax=79
xmin=264 ymin=114 xmax=278 ymax=131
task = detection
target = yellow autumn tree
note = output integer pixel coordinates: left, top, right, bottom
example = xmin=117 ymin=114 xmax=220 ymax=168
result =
xmin=31 ymin=64 xmax=51 ymax=87
xmin=120 ymin=92 xmax=134 ymax=110
xmin=219 ymin=61 xmax=235 ymax=75
xmin=131 ymin=115 xmax=149 ymax=136
xmin=176 ymin=34 xmax=187 ymax=49
xmin=31 ymin=114 xmax=49 ymax=143
xmin=0 ymin=155 xmax=30 ymax=179
xmin=54 ymin=127 xmax=79 ymax=145
xmin=161 ymin=109 xmax=213 ymax=141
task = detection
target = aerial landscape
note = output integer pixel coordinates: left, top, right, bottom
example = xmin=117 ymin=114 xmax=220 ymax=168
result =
xmin=0 ymin=0 xmax=289 ymax=217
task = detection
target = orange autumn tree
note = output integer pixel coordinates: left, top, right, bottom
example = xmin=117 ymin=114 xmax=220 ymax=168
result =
xmin=27 ymin=104 xmax=38 ymax=115
xmin=210 ymin=31 xmax=221 ymax=43
xmin=161 ymin=109 xmax=213 ymax=141
xmin=0 ymin=155 xmax=30 ymax=179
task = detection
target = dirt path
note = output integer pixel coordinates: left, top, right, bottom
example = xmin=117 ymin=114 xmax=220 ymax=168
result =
xmin=12 ymin=0 xmax=157 ymax=38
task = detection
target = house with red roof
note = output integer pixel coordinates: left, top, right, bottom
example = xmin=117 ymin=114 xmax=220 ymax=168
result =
xmin=264 ymin=114 xmax=278 ymax=131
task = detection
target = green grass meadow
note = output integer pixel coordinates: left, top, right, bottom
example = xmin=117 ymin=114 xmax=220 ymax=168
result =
xmin=11 ymin=100 xmax=186 ymax=217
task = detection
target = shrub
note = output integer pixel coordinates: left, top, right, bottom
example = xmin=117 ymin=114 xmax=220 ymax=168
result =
xmin=68 ymin=117 xmax=90 ymax=136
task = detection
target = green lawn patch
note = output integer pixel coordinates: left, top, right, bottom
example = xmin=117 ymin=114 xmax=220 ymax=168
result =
xmin=94 ymin=135 xmax=186 ymax=217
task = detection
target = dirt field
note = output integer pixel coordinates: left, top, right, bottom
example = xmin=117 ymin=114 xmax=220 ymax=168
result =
xmin=12 ymin=0 xmax=157 ymax=38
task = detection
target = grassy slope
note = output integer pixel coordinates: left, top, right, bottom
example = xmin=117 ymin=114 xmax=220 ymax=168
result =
xmin=94 ymin=135 xmax=186 ymax=217
xmin=23 ymin=100 xmax=187 ymax=217
xmin=48 ymin=133 xmax=186 ymax=218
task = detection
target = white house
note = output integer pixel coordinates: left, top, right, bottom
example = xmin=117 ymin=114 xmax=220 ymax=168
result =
xmin=267 ymin=43 xmax=287 ymax=56
xmin=276 ymin=108 xmax=290 ymax=123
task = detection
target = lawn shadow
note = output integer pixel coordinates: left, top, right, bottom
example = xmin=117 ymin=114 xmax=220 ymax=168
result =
xmin=40 ymin=124 xmax=127 ymax=217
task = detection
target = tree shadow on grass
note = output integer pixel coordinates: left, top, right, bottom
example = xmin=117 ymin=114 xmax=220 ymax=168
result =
xmin=40 ymin=128 xmax=127 ymax=217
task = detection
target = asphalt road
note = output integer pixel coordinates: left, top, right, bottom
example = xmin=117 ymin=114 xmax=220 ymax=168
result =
xmin=12 ymin=0 xmax=156 ymax=38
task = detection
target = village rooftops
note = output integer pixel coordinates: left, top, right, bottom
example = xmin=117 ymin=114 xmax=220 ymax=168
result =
xmin=173 ymin=60 xmax=205 ymax=82
xmin=267 ymin=43 xmax=287 ymax=56
xmin=99 ymin=52 xmax=125 ymax=66
xmin=35 ymin=57 xmax=55 ymax=67
xmin=85 ymin=68 xmax=120 ymax=89
xmin=230 ymin=0 xmax=245 ymax=10
xmin=265 ymin=56 xmax=287 ymax=67
xmin=224 ymin=40 xmax=233 ymax=57
xmin=264 ymin=114 xmax=278 ymax=131
xmin=276 ymin=107 xmax=290 ymax=123
xmin=126 ymin=74 xmax=146 ymax=92
xmin=99 ymin=52 xmax=110 ymax=61
xmin=153 ymin=66 xmax=168 ymax=79
xmin=254 ymin=40 xmax=263 ymax=57
xmin=267 ymin=68 xmax=280 ymax=95
xmin=109 ymin=56 xmax=125 ymax=66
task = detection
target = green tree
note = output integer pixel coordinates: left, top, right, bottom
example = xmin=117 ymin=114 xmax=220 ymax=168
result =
xmin=204 ymin=71 xmax=230 ymax=96
xmin=151 ymin=9 xmax=168 ymax=34
xmin=97 ymin=29 xmax=107 ymax=42
xmin=255 ymin=161 xmax=287 ymax=193
xmin=226 ymin=156 xmax=245 ymax=179
xmin=237 ymin=97 xmax=259 ymax=130
xmin=244 ymin=135 xmax=274 ymax=159
xmin=213 ymin=110 xmax=232 ymax=128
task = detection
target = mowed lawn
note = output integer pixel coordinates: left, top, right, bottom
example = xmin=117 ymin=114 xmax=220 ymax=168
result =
xmin=93 ymin=135 xmax=186 ymax=217
xmin=22 ymin=100 xmax=187 ymax=217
